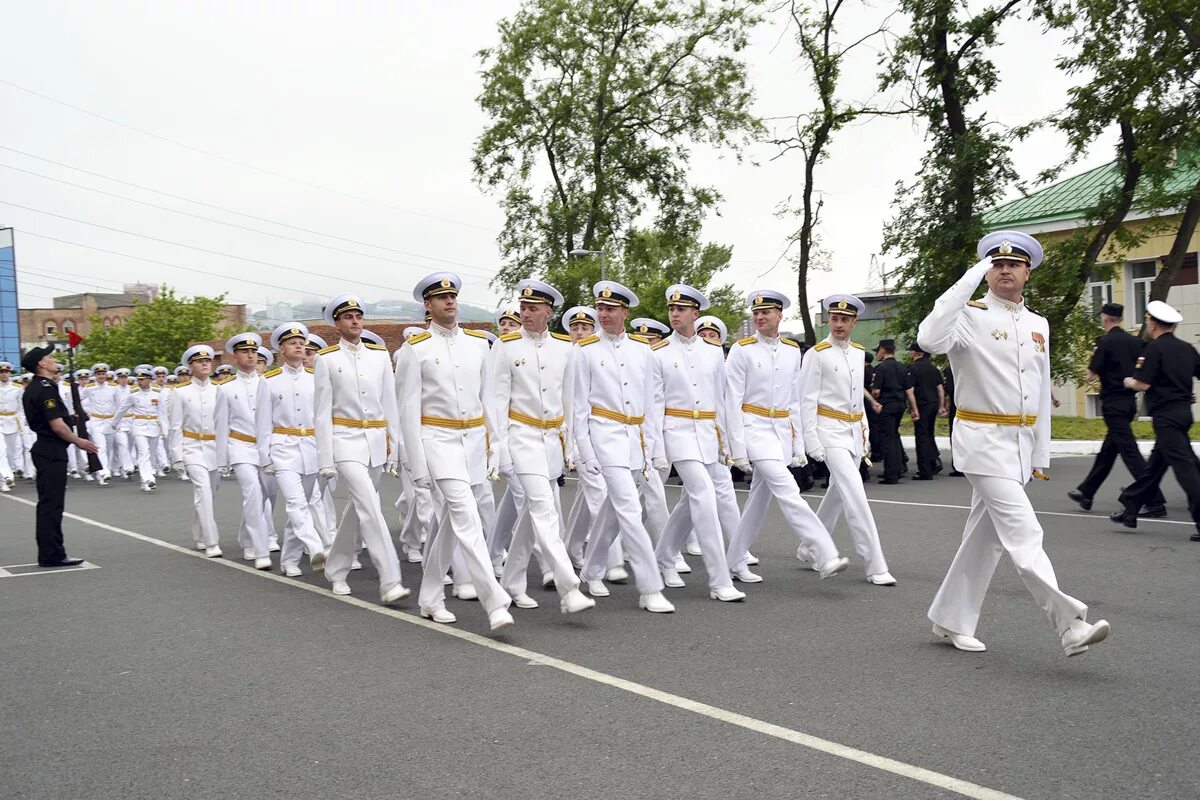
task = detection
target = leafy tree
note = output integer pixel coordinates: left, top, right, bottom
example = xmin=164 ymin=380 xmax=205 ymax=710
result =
xmin=78 ymin=287 xmax=243 ymax=367
xmin=876 ymin=0 xmax=1023 ymax=348
xmin=473 ymin=0 xmax=763 ymax=306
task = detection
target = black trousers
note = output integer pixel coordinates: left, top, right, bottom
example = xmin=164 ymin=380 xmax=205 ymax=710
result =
xmin=946 ymin=403 xmax=958 ymax=470
xmin=865 ymin=405 xmax=883 ymax=459
xmin=1078 ymin=398 xmax=1164 ymax=505
xmin=914 ymin=401 xmax=940 ymax=477
xmin=32 ymin=448 xmax=69 ymax=564
xmin=878 ymin=403 xmax=905 ymax=480
xmin=1120 ymin=405 xmax=1200 ymax=529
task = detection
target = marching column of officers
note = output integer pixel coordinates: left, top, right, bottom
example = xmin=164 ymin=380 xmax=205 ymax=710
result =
xmin=29 ymin=227 xmax=1200 ymax=655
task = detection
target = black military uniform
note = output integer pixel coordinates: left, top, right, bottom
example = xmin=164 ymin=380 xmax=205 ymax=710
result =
xmin=863 ymin=352 xmax=882 ymax=462
xmin=907 ymin=344 xmax=942 ymax=479
xmin=872 ymin=340 xmax=908 ymax=483
xmin=1073 ymin=302 xmax=1164 ymax=511
xmin=1113 ymin=316 xmax=1200 ymax=538
xmin=20 ymin=345 xmax=83 ymax=567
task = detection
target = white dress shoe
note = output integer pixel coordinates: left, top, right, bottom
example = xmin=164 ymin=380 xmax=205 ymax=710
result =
xmin=511 ymin=593 xmax=539 ymax=609
xmin=489 ymin=608 xmax=515 ymax=632
xmin=586 ymin=580 xmax=610 ymax=597
xmin=281 ymin=565 xmax=302 ymax=577
xmin=560 ymin=589 xmax=596 ymax=614
xmin=818 ymin=556 xmax=850 ymax=579
xmin=420 ymin=607 xmax=456 ymax=624
xmin=331 ymin=581 xmax=352 ymax=596
xmin=140 ymin=482 xmax=153 ymax=493
xmin=541 ymin=572 xmax=555 ymax=590
xmin=193 ymin=542 xmax=207 ymax=551
xmin=867 ymin=571 xmax=897 ymax=586
xmin=746 ymin=552 xmax=760 ymax=566
xmin=932 ymin=623 xmax=986 ymax=652
xmin=732 ymin=568 xmax=763 ymax=583
xmin=380 ymin=584 xmax=411 ymax=604
xmin=661 ymin=568 xmax=685 ymax=588
xmin=268 ymin=539 xmax=281 ymax=553
xmin=686 ymin=541 xmax=703 ymax=556
xmin=254 ymin=557 xmax=273 ymax=571
xmin=442 ymin=574 xmax=453 ymax=585
xmin=638 ymin=592 xmax=675 ymax=613
xmin=673 ymin=554 xmax=692 ymax=574
xmin=453 ymin=583 xmax=478 ymax=601
xmin=204 ymin=545 xmax=223 ymax=558
xmin=310 ymin=551 xmax=326 ymax=574
xmin=604 ymin=566 xmax=629 ymax=583
xmin=1061 ymin=618 xmax=1110 ymax=656
xmin=350 ymin=558 xmax=363 ymax=570
xmin=242 ymin=548 xmax=256 ymax=561
xmin=404 ymin=547 xmax=423 ymax=563
xmin=710 ymin=586 xmax=747 ymax=602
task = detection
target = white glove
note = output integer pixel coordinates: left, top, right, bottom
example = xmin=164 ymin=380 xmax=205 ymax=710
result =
xmin=414 ymin=474 xmax=433 ymax=490
xmin=172 ymin=461 xmax=185 ymax=475
xmin=219 ymin=466 xmax=233 ymax=479
xmin=790 ymin=453 xmax=808 ymax=468
xmin=733 ymin=458 xmax=751 ymax=472
xmin=807 ymin=446 xmax=826 ymax=463
xmin=652 ymin=456 xmax=669 ymax=472
xmin=578 ymin=459 xmax=602 ymax=476
xmin=385 ymin=460 xmax=399 ymax=478
xmin=319 ymin=467 xmax=337 ymax=481
xmin=973 ymin=255 xmax=993 ymax=273
xmin=487 ymin=466 xmax=500 ymax=481
xmin=263 ymin=462 xmax=276 ymax=476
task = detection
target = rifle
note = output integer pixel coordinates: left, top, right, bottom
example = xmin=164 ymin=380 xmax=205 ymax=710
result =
xmin=65 ymin=344 xmax=103 ymax=474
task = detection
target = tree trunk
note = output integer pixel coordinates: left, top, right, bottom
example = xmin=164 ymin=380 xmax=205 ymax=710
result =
xmin=1148 ymin=176 xmax=1200 ymax=302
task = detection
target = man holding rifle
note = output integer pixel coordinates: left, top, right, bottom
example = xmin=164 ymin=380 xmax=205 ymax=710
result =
xmin=21 ymin=344 xmax=99 ymax=567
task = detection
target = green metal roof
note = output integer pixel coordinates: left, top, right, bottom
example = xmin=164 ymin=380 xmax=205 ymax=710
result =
xmin=985 ymin=152 xmax=1200 ymax=229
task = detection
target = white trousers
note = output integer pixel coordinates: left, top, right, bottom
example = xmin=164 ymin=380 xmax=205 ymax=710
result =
xmin=501 ymin=475 xmax=578 ymax=598
xmin=726 ymin=459 xmax=838 ymax=572
xmin=91 ymin=423 xmax=118 ymax=477
xmin=186 ymin=464 xmax=220 ymax=547
xmin=654 ymin=460 xmax=734 ymax=589
xmin=1 ymin=430 xmax=22 ymax=478
xmin=928 ymin=473 xmax=1088 ymax=637
xmin=153 ymin=436 xmax=169 ymax=472
xmin=232 ymin=462 xmax=273 ymax=558
xmin=419 ymin=478 xmax=510 ymax=614
xmin=312 ymin=473 xmax=337 ymax=547
xmin=581 ymin=467 xmax=664 ymax=594
xmin=658 ymin=462 xmax=741 ymax=558
xmin=325 ymin=462 xmax=402 ymax=591
xmin=812 ymin=448 xmax=889 ymax=576
xmin=275 ymin=470 xmax=325 ymax=568
xmin=639 ymin=468 xmax=670 ymax=547
xmin=132 ymin=434 xmax=159 ymax=484
xmin=564 ymin=466 xmax=608 ymax=564
xmin=488 ymin=476 xmax=527 ymax=568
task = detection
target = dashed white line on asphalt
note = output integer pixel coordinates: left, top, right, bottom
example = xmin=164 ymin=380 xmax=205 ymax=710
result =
xmin=2 ymin=493 xmax=1024 ymax=800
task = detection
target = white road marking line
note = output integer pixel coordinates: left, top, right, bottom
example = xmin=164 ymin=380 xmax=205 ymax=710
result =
xmin=1 ymin=493 xmax=1023 ymax=800
xmin=0 ymin=561 xmax=99 ymax=578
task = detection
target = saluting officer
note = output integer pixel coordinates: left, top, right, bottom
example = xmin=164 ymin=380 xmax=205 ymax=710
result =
xmin=799 ymin=294 xmax=894 ymax=585
xmin=1070 ymin=302 xmax=1165 ymax=515
xmin=21 ymin=344 xmax=98 ymax=566
xmin=919 ymin=230 xmax=1109 ymax=657
xmin=1111 ymin=300 xmax=1200 ymax=540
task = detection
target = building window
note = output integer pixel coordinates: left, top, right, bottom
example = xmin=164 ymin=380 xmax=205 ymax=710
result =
xmin=1129 ymin=259 xmax=1157 ymax=321
xmin=45 ymin=322 xmax=57 ymax=335
xmin=1085 ymin=267 xmax=1114 ymax=318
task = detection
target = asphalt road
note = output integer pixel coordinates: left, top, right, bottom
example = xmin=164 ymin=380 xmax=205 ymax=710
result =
xmin=2 ymin=454 xmax=1198 ymax=800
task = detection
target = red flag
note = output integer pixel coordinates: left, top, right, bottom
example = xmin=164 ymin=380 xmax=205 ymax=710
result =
xmin=67 ymin=330 xmax=84 ymax=349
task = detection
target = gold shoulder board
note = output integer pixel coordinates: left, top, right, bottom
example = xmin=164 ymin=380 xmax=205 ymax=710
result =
xmin=629 ymin=334 xmax=652 ymax=344
xmin=813 ymin=341 xmax=832 ymax=351
xmin=317 ymin=344 xmax=341 ymax=355
xmin=551 ymin=332 xmax=571 ymax=342
xmin=651 ymin=339 xmax=670 ymax=351
xmin=577 ymin=335 xmax=600 ymax=347
xmin=737 ymin=336 xmax=757 ymax=346
xmin=262 ymin=368 xmax=282 ymax=379
xmin=408 ymin=331 xmax=432 ymax=345
xmin=463 ymin=328 xmax=489 ymax=339
xmin=850 ymin=341 xmax=865 ymax=350
xmin=967 ymin=300 xmax=988 ymax=309
xmin=500 ymin=331 xmax=522 ymax=342
xmin=364 ymin=343 xmax=387 ymax=351
xmin=781 ymin=338 xmax=800 ymax=348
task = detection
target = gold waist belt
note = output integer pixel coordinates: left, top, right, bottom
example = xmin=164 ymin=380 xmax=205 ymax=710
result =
xmin=956 ymin=409 xmax=1037 ymax=427
xmin=91 ymin=412 xmax=114 ymax=419
xmin=741 ymin=403 xmax=789 ymax=419
xmin=332 ymin=416 xmax=388 ymax=429
xmin=0 ymin=411 xmax=16 ymax=416
xmin=591 ymin=405 xmax=644 ymax=425
xmin=183 ymin=429 xmax=215 ymax=441
xmin=508 ymin=410 xmax=564 ymax=429
xmin=665 ymin=407 xmax=717 ymax=420
xmin=131 ymin=414 xmax=158 ymax=421
xmin=817 ymin=405 xmax=863 ymax=423
xmin=273 ymin=426 xmax=314 ymax=436
xmin=228 ymin=430 xmax=257 ymax=444
xmin=421 ymin=415 xmax=485 ymax=430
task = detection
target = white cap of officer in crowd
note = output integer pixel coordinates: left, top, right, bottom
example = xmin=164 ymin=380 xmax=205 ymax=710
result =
xmin=745 ymin=289 xmax=791 ymax=311
xmin=516 ymin=278 xmax=565 ymax=307
xmin=91 ymin=362 xmax=110 ymax=374
xmin=1146 ymin=300 xmax=1183 ymax=325
xmin=497 ymin=304 xmax=521 ymax=327
xmin=134 ymin=365 xmax=154 ymax=379
xmin=361 ymin=329 xmax=385 ymax=347
xmin=323 ymin=293 xmax=365 ymax=326
xmin=977 ymin=230 xmax=1044 ymax=269
xmin=181 ymin=344 xmax=215 ymax=366
xmin=592 ymin=280 xmax=639 ymax=308
xmin=665 ymin=284 xmax=710 ymax=311
xmin=695 ymin=315 xmax=728 ymax=343
xmin=153 ymin=365 xmax=169 ymax=377
xmin=270 ymin=322 xmax=309 ymax=351
xmin=414 ymin=272 xmax=461 ymax=302
xmin=306 ymin=333 xmax=327 ymax=352
xmin=561 ymin=306 xmax=597 ymax=333
xmin=630 ymin=318 xmax=670 ymax=337
xmin=256 ymin=346 xmax=274 ymax=367
xmin=822 ymin=293 xmax=865 ymax=317
xmin=225 ymin=332 xmax=263 ymax=356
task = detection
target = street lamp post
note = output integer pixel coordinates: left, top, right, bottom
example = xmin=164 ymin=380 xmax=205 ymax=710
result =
xmin=568 ymin=248 xmax=607 ymax=281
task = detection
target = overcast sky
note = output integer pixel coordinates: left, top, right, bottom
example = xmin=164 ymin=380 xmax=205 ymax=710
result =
xmin=0 ymin=1 xmax=1112 ymax=321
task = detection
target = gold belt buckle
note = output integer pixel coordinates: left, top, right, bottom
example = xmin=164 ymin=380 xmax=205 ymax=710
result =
xmin=1019 ymin=414 xmax=1031 ymax=426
